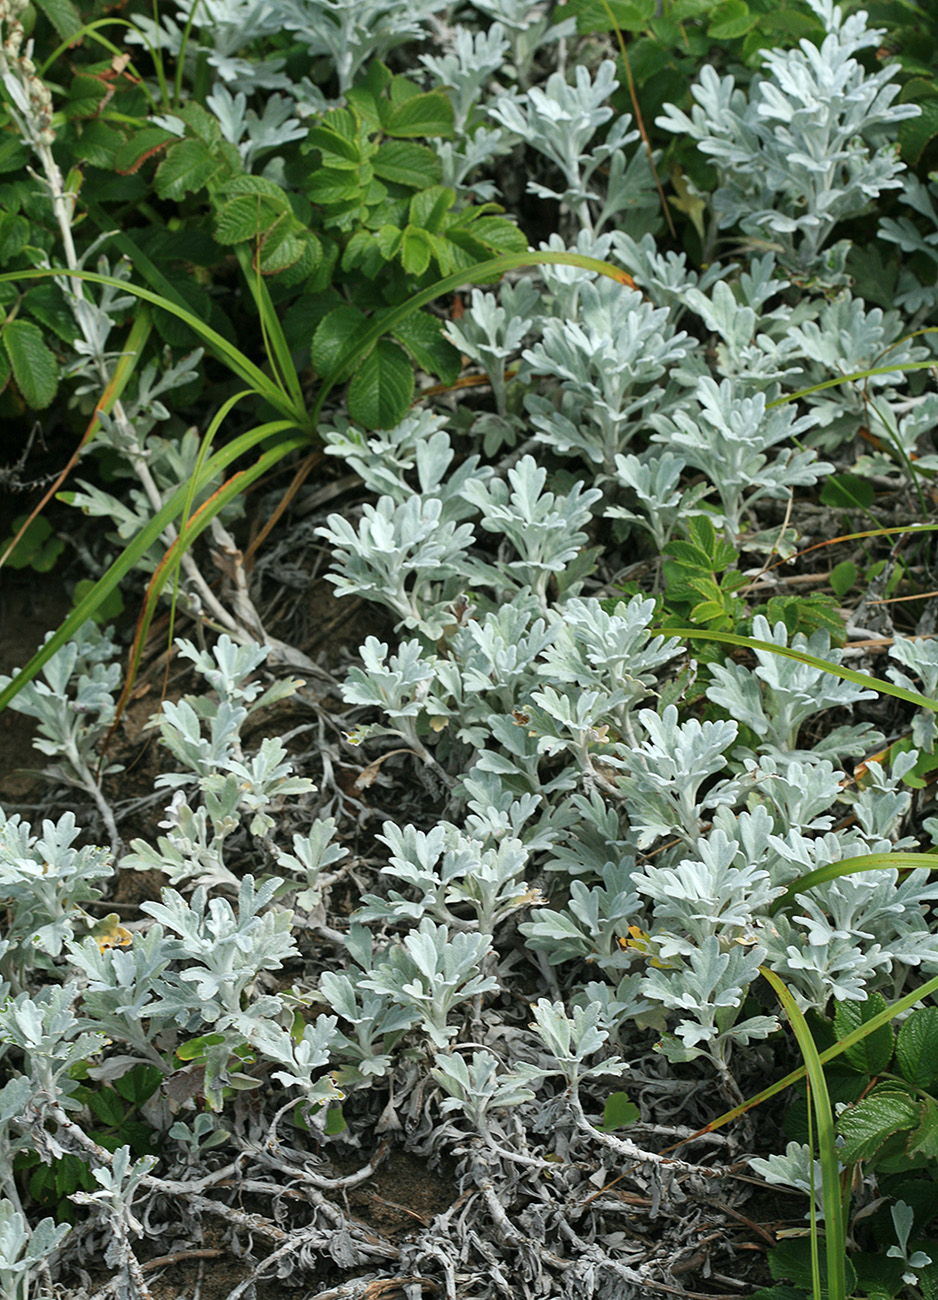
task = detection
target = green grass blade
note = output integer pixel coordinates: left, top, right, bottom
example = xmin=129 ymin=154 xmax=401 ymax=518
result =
xmin=771 ymin=851 xmax=938 ymax=915
xmin=234 ymin=244 xmax=305 ymax=410
xmin=863 ymin=389 xmax=927 ymax=516
xmin=0 ymin=266 xmax=305 ymax=423
xmin=762 ymin=968 xmax=847 ymax=1300
xmin=769 ymin=359 xmax=938 ymax=407
xmin=806 ymin=1076 xmax=821 ymax=1300
xmin=162 ymin=387 xmax=254 ymax=668
xmin=114 ymin=427 xmax=307 ymax=721
xmin=0 ymin=425 xmax=306 ymax=714
xmin=175 ymin=0 xmax=204 ymax=108
xmin=661 ymin=626 xmax=938 ymax=715
xmin=38 ymin=19 xmax=161 ymax=107
xmin=79 ymin=214 xmax=301 ymax=417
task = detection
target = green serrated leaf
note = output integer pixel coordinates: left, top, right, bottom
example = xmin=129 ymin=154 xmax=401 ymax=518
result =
xmin=566 ymin=0 xmax=655 ymax=34
xmin=391 ymin=310 xmax=461 ymax=386
xmin=35 ymin=0 xmax=82 ymax=41
xmin=22 ymin=283 xmax=78 ymax=344
xmin=761 ymin=593 xmax=847 ymax=646
xmin=664 ymin=540 xmax=712 ymax=569
xmin=456 ymin=213 xmax=529 ymax=255
xmin=919 ymin=1262 xmax=938 ymax=1300
xmin=375 ymin=225 xmax=403 ymax=261
xmin=113 ymin=128 xmax=177 ymax=175
xmin=347 ymin=337 xmax=414 ymax=429
xmin=850 ymin=1252 xmax=904 ymax=1300
xmin=253 ymin=223 xmax=315 ymax=276
xmin=177 ymin=102 xmax=222 ymax=145
xmin=154 ymin=138 xmax=218 ymax=201
xmin=66 ymin=73 xmax=110 ymax=121
xmin=896 ymin=1007 xmax=938 ymax=1089
xmin=311 ymin=305 xmax=367 ymax=380
xmin=307 ymin=116 xmax=363 ymax=164
xmin=373 ymin=140 xmax=442 ymax=188
xmin=282 ymin=291 xmax=338 ymax=355
xmin=70 ymin=120 xmax=123 ymax=169
xmin=767 ymin=1236 xmax=858 ymax=1294
xmin=905 ymin=1094 xmax=938 ymax=1159
xmin=690 ymin=599 xmax=730 ymax=624
xmin=410 ymin=185 xmax=455 ymax=234
xmin=345 ymin=61 xmax=392 ymax=129
xmin=707 ymin=0 xmax=756 ymax=40
xmin=664 ymin=0 xmax=711 ymax=18
xmin=3 ymin=319 xmax=57 ymax=409
xmin=382 ymin=90 xmax=454 ymax=139
xmin=87 ymin=1087 xmax=127 ymax=1128
xmin=0 ymin=133 xmax=27 ymax=174
xmin=213 ymin=192 xmax=289 ymax=244
xmin=341 ymin=230 xmax=385 ymax=278
xmin=400 ymin=226 xmax=432 ymax=276
xmin=751 ymin=1287 xmax=810 ymax=1300
xmin=834 ymin=991 xmax=894 ymax=1075
xmin=679 ymin=514 xmax=737 ymax=567
xmin=0 ymin=212 xmax=30 ymax=263
xmin=836 ymin=1089 xmax=919 ymax=1163
xmin=307 ymin=167 xmax=364 ymax=205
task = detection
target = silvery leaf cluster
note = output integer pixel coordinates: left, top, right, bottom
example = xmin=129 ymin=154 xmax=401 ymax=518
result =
xmin=488 ymin=61 xmax=652 ymax=235
xmin=657 ymin=0 xmax=919 ymax=282
xmin=648 ymin=377 xmax=829 ymax=538
xmin=524 ymin=278 xmax=695 ymax=477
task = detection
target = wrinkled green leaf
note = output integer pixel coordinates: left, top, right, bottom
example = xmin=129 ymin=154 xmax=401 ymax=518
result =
xmin=113 ymin=1064 xmax=164 ymax=1108
xmin=3 ymin=319 xmax=57 ymax=409
xmin=114 ymin=128 xmax=177 ymax=175
xmin=391 ymin=310 xmax=461 ymax=385
xmin=383 ymin=90 xmax=454 ymax=139
xmin=154 ymin=138 xmax=219 ymax=201
xmin=347 ymin=337 xmax=414 ymax=429
xmin=837 ymin=1089 xmax=920 ymax=1163
xmin=214 ymin=193 xmax=289 ymax=244
xmin=707 ymin=0 xmax=756 ymax=39
xmin=400 ymin=226 xmax=432 ymax=276
xmin=834 ymin=991 xmax=894 ymax=1075
xmin=564 ymin=0 xmax=655 ymax=33
xmin=373 ymin=140 xmax=442 ymax=188
xmin=312 ymin=305 xmax=368 ymax=380
xmin=905 ymin=1094 xmax=938 ymax=1159
xmin=35 ymin=0 xmax=82 ymax=41
xmin=896 ymin=1007 xmax=938 ymax=1089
